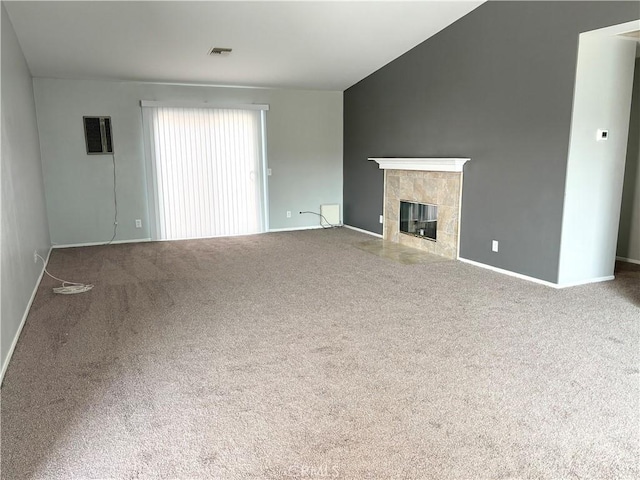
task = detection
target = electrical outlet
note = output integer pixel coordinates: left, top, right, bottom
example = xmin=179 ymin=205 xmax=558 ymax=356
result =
xmin=135 ymin=219 xmax=142 ymax=228
xmin=34 ymin=250 xmax=38 ymax=263
xmin=492 ymin=240 xmax=499 ymax=252
xmin=379 ymin=214 xmax=384 ymax=224
xmin=286 ymin=211 xmax=291 ymax=218
xmin=267 ymin=168 xmax=272 ymax=176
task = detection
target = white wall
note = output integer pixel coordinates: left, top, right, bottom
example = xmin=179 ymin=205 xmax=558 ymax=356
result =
xmin=617 ymin=57 xmax=640 ymax=263
xmin=558 ymin=23 xmax=638 ymax=286
xmin=1 ymin=5 xmax=51 ymax=381
xmin=33 ymin=79 xmax=343 ymax=245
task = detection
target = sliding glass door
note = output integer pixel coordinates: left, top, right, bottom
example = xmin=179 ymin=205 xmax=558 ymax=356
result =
xmin=142 ymin=104 xmax=268 ymax=240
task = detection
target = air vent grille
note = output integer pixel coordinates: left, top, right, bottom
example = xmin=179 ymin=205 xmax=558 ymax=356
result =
xmin=83 ymin=116 xmax=113 ymax=155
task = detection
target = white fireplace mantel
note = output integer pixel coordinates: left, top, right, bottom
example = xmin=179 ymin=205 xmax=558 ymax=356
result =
xmin=368 ymin=157 xmax=469 ymax=172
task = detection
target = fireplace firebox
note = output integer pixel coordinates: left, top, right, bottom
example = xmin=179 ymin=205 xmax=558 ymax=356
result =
xmin=400 ymin=201 xmax=437 ymax=241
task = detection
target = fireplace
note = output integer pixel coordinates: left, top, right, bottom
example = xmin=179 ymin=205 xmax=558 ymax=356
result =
xmin=369 ymin=158 xmax=469 ymax=259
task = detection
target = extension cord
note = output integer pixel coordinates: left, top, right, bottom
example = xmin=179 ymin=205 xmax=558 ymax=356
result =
xmin=35 ymin=253 xmax=94 ymax=295
xmin=52 ymin=284 xmax=94 ymax=295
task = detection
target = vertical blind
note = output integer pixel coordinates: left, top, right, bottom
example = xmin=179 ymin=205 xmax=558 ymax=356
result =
xmin=142 ymin=105 xmax=267 ymax=240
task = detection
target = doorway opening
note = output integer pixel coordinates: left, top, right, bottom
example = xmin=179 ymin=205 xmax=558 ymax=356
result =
xmin=557 ymin=19 xmax=640 ymax=286
xmin=616 ymin=43 xmax=640 ymax=270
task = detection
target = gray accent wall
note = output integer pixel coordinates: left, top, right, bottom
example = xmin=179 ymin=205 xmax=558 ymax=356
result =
xmin=1 ymin=5 xmax=51 ymax=380
xmin=33 ymin=79 xmax=343 ymax=245
xmin=343 ymin=1 xmax=640 ymax=282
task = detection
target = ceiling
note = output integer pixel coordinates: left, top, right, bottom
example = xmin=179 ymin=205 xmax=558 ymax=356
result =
xmin=4 ymin=1 xmax=484 ymax=91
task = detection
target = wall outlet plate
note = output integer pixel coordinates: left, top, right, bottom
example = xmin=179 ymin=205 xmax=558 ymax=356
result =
xmin=492 ymin=240 xmax=499 ymax=252
xmin=596 ymin=129 xmax=609 ymax=141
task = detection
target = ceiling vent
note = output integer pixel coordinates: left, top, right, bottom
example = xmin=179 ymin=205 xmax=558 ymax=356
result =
xmin=208 ymin=47 xmax=232 ymax=56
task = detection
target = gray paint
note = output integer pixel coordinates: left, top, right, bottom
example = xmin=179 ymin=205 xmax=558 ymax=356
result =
xmin=33 ymin=79 xmax=343 ymax=245
xmin=618 ymin=58 xmax=640 ymax=262
xmin=343 ymin=1 xmax=640 ymax=282
xmin=1 ymin=5 xmax=51 ymax=378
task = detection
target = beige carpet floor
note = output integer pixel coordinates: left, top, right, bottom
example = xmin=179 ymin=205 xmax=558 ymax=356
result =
xmin=1 ymin=228 xmax=638 ymax=479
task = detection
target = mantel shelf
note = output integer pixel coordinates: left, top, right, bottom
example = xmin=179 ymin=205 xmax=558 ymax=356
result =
xmin=368 ymin=157 xmax=469 ymax=172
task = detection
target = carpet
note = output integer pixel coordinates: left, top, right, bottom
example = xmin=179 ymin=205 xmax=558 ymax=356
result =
xmin=1 ymin=228 xmax=638 ymax=479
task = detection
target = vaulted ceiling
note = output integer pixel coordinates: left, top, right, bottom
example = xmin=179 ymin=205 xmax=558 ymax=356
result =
xmin=4 ymin=1 xmax=484 ymax=90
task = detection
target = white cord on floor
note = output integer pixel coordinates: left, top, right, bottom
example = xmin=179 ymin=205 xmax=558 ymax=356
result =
xmin=299 ymin=211 xmax=338 ymax=228
xmin=36 ymin=253 xmax=94 ymax=295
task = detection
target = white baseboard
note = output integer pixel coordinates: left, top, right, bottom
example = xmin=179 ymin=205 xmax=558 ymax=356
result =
xmin=556 ymin=275 xmax=615 ymax=288
xmin=269 ymin=225 xmax=326 ymax=233
xmin=52 ymin=238 xmax=152 ymax=249
xmin=343 ymin=225 xmax=383 ymax=238
xmin=616 ymin=256 xmax=640 ymax=265
xmin=1 ymin=246 xmax=52 ymax=386
xmin=458 ymin=257 xmax=560 ymax=288
xmin=458 ymin=257 xmax=617 ymax=289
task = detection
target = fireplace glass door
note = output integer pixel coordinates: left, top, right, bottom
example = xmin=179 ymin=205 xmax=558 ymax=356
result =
xmin=400 ymin=201 xmax=437 ymax=241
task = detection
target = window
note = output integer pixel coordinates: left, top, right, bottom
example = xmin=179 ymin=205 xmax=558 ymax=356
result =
xmin=142 ymin=104 xmax=268 ymax=240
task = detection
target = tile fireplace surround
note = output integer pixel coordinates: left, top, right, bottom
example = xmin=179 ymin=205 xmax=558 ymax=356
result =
xmin=369 ymin=158 xmax=469 ymax=259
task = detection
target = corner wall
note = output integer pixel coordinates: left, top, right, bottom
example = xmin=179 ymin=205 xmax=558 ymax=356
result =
xmin=33 ymin=79 xmax=343 ymax=245
xmin=1 ymin=4 xmax=51 ymax=381
xmin=343 ymin=1 xmax=639 ymax=283
xmin=558 ymin=26 xmax=637 ymax=285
